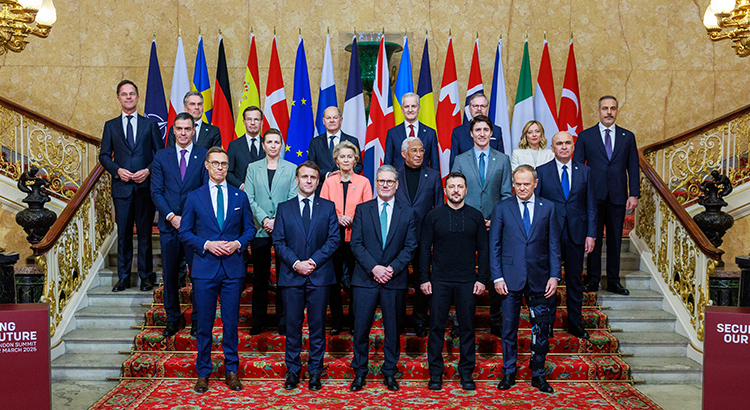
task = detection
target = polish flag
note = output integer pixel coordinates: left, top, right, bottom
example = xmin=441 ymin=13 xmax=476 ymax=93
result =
xmin=363 ymin=36 xmax=394 ymax=189
xmin=167 ymin=36 xmax=190 ymax=143
xmin=436 ymin=37 xmax=462 ymax=178
xmin=558 ymin=39 xmax=583 ymax=139
xmin=533 ymin=39 xmax=559 ymax=137
xmin=262 ymin=36 xmax=289 ymax=139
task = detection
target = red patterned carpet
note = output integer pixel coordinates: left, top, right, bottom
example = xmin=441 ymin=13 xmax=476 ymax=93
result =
xmin=91 ymin=379 xmax=661 ymax=410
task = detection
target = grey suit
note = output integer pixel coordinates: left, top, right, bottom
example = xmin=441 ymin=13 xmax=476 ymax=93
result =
xmin=451 ymin=147 xmax=512 ymax=219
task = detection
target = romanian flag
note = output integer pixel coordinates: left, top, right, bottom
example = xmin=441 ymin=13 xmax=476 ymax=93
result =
xmin=235 ymin=33 xmax=261 ymax=139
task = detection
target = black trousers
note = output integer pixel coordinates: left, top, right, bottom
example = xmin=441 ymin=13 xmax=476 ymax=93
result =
xmin=113 ymin=188 xmax=154 ymax=281
xmin=409 ymin=245 xmax=430 ymax=327
xmin=428 ymin=281 xmax=476 ymax=378
xmin=329 ymin=241 xmax=354 ymax=330
xmin=587 ymin=198 xmax=625 ymax=287
xmin=250 ymin=237 xmax=284 ymax=330
xmin=553 ymin=222 xmax=585 ymax=329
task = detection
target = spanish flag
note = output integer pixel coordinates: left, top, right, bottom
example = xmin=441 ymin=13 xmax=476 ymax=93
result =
xmin=235 ymin=33 xmax=261 ymax=139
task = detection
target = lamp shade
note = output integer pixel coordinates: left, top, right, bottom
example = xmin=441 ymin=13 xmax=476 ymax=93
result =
xmin=704 ymin=6 xmax=720 ymax=29
xmin=711 ymin=0 xmax=737 ymax=14
xmin=18 ymin=0 xmax=43 ymax=11
xmin=35 ymin=0 xmax=57 ymax=26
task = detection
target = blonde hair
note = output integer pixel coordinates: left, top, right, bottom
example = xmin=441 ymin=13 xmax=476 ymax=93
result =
xmin=519 ymin=120 xmax=547 ymax=149
xmin=332 ymin=140 xmax=360 ymax=163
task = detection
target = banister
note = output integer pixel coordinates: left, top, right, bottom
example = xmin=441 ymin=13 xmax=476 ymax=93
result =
xmin=31 ymin=164 xmax=104 ymax=255
xmin=638 ymin=150 xmax=723 ymax=260
xmin=0 ymin=95 xmax=101 ymax=147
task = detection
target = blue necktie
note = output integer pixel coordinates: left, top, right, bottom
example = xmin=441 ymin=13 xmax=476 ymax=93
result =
xmin=561 ymin=165 xmax=570 ymax=199
xmin=479 ymin=152 xmax=486 ymax=185
xmin=126 ymin=115 xmax=135 ymax=148
xmin=216 ymin=185 xmax=224 ymax=230
xmin=523 ymin=201 xmax=531 ymax=236
xmin=302 ymin=198 xmax=311 ymax=234
xmin=605 ymin=129 xmax=613 ymax=160
xmin=380 ymin=202 xmax=389 ymax=249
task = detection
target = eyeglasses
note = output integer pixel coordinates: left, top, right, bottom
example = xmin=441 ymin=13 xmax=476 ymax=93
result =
xmin=376 ymin=179 xmax=397 ymax=187
xmin=208 ymin=161 xmax=229 ymax=169
xmin=470 ymin=104 xmax=488 ymax=109
xmin=407 ymin=148 xmax=425 ymax=154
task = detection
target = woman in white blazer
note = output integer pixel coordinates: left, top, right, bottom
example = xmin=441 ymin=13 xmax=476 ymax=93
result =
xmin=510 ymin=120 xmax=555 ymax=170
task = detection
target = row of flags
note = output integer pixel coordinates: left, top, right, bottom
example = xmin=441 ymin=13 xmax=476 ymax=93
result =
xmin=143 ymin=34 xmax=584 ymax=183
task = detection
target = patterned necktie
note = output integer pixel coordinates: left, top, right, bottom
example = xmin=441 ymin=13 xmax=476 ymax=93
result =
xmin=250 ymin=138 xmax=258 ymax=159
xmin=126 ymin=115 xmax=135 ymax=148
xmin=216 ymin=185 xmax=225 ymax=230
xmin=561 ymin=165 xmax=570 ymax=199
xmin=179 ymin=149 xmax=187 ymax=181
xmin=329 ymin=135 xmax=336 ymax=153
xmin=409 ymin=124 xmax=415 ymax=138
xmin=380 ymin=202 xmax=389 ymax=249
xmin=479 ymin=152 xmax=486 ymax=185
xmin=193 ymin=123 xmax=199 ymax=144
xmin=302 ymin=198 xmax=311 ymax=234
xmin=604 ymin=129 xmax=613 ymax=160
xmin=523 ymin=201 xmax=531 ymax=236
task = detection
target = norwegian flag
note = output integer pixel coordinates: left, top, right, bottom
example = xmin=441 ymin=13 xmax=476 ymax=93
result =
xmin=363 ymin=36 xmax=394 ymax=190
xmin=262 ymin=36 xmax=290 ymax=139
xmin=436 ymin=37 xmax=461 ymax=178
xmin=558 ymin=39 xmax=583 ymax=139
xmin=463 ymin=39 xmax=484 ymax=124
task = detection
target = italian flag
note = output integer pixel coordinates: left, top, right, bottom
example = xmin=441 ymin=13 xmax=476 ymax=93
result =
xmin=510 ymin=38 xmax=534 ymax=154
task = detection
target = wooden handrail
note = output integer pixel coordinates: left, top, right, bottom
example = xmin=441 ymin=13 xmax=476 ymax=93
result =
xmin=31 ymin=164 xmax=105 ymax=256
xmin=638 ymin=151 xmax=723 ymax=260
xmin=0 ymin=95 xmax=101 ymax=147
xmin=642 ymin=103 xmax=750 ymax=154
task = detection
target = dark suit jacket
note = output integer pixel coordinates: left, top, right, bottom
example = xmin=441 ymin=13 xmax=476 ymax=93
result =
xmin=226 ymin=134 xmax=266 ymax=188
xmin=99 ymin=114 xmax=162 ymax=198
xmin=489 ymin=196 xmax=562 ymax=294
xmin=350 ymin=199 xmax=418 ymax=290
xmin=165 ymin=122 xmax=222 ymax=150
xmin=272 ymin=196 xmax=340 ymax=287
xmin=307 ymin=132 xmax=364 ymax=177
xmin=178 ymin=183 xmax=257 ymax=280
xmin=535 ymin=160 xmax=597 ymax=245
xmin=395 ymin=165 xmax=443 ymax=236
xmin=449 ymin=123 xmax=505 ymax=170
xmin=150 ymin=146 xmax=209 ymax=233
xmin=573 ymin=124 xmax=640 ymax=205
xmin=384 ymin=123 xmax=440 ymax=171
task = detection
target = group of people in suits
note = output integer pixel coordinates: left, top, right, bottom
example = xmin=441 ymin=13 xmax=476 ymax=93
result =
xmin=99 ymin=79 xmax=639 ymax=395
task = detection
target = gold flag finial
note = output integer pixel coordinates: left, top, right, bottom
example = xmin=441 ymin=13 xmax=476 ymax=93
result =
xmin=327 ymin=27 xmax=330 ymax=35
xmin=251 ymin=26 xmax=254 ymax=34
xmin=274 ymin=26 xmax=276 ymax=35
xmin=476 ymin=31 xmax=479 ymax=39
xmin=153 ymin=31 xmax=156 ymax=39
xmin=299 ymin=27 xmax=301 ymax=35
xmin=449 ymin=28 xmax=452 ymax=37
xmin=544 ymin=31 xmax=547 ymax=40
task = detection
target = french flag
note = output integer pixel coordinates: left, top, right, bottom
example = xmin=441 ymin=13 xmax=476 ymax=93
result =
xmin=341 ymin=36 xmax=366 ymax=159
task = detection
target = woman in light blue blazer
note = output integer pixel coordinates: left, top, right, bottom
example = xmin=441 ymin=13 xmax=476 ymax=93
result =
xmin=244 ymin=129 xmax=298 ymax=335
xmin=510 ymin=120 xmax=555 ymax=170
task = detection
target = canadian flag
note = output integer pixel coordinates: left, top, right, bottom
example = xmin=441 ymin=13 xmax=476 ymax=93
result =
xmin=558 ymin=39 xmax=583 ymax=139
xmin=533 ymin=39 xmax=559 ymax=137
xmin=262 ymin=36 xmax=290 ymax=138
xmin=436 ymin=37 xmax=461 ymax=178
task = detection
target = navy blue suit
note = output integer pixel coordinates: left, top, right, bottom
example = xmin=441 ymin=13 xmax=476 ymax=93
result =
xmin=307 ymin=132 xmax=364 ymax=177
xmin=395 ymin=165 xmax=443 ymax=327
xmin=272 ymin=196 xmax=340 ymax=376
xmin=166 ymin=122 xmax=222 ymax=150
xmin=350 ymin=199 xmax=418 ymax=377
xmin=490 ymin=196 xmax=561 ymax=377
xmin=384 ymin=123 xmax=440 ymax=171
xmin=179 ymin=183 xmax=256 ymax=378
xmin=535 ymin=160 xmax=596 ymax=329
xmin=150 ymin=145 xmax=208 ymax=325
xmin=573 ymin=124 xmax=640 ymax=287
xmin=449 ymin=123 xmax=505 ymax=170
xmin=99 ymin=114 xmax=162 ymax=282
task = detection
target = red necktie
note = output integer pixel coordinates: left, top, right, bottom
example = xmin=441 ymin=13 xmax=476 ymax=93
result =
xmin=409 ymin=124 xmax=415 ymax=138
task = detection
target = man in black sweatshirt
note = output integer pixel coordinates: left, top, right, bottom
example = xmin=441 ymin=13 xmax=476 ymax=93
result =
xmin=419 ymin=172 xmax=489 ymax=391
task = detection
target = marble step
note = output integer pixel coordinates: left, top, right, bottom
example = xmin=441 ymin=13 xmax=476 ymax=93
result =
xmin=625 ymin=356 xmax=702 ymax=384
xmin=617 ymin=270 xmax=652 ymax=290
xmin=62 ymin=329 xmax=140 ymax=354
xmin=74 ymin=306 xmax=149 ymax=329
xmin=97 ymin=268 xmax=163 ymax=288
xmin=617 ymin=332 xmax=690 ymax=357
xmin=596 ymin=289 xmax=663 ymax=310
xmin=606 ymin=308 xmax=677 ymax=332
xmin=87 ymin=285 xmax=156 ymax=307
xmin=51 ymin=353 xmax=127 ymax=381
xmin=585 ymin=251 xmax=640 ymax=272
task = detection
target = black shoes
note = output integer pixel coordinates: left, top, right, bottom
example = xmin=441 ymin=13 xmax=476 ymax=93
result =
xmin=460 ymin=376 xmax=476 ymax=391
xmin=308 ymin=373 xmax=322 ymax=391
xmin=284 ymin=372 xmax=300 ymax=390
xmin=330 ymin=327 xmax=342 ymax=336
xmin=490 ymin=326 xmax=503 ymax=338
xmin=140 ymin=277 xmax=154 ymax=291
xmin=497 ymin=373 xmax=516 ymax=390
xmin=249 ymin=326 xmax=263 ymax=336
xmin=162 ymin=318 xmax=184 ymax=337
xmin=568 ymin=324 xmax=590 ymax=339
xmin=531 ymin=376 xmax=554 ymax=393
xmin=112 ymin=278 xmax=130 ymax=292
xmin=607 ymin=283 xmax=630 ymax=295
xmin=427 ymin=375 xmax=442 ymax=390
xmin=383 ymin=374 xmax=399 ymax=391
xmin=583 ymin=282 xmax=599 ymax=293
xmin=414 ymin=324 xmax=428 ymax=338
xmin=350 ymin=374 xmax=367 ymax=391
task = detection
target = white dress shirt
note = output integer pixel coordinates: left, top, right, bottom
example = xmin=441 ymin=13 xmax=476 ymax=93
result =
xmin=404 ymin=120 xmax=419 ymax=138
xmin=555 ymin=159 xmax=572 ymax=188
xmin=376 ymin=196 xmax=395 ymax=239
xmin=517 ymin=194 xmax=535 ymax=226
xmin=246 ymin=133 xmax=261 ymax=154
xmin=598 ymin=122 xmax=616 ymax=153
xmin=209 ymin=180 xmax=229 ymax=218
xmin=326 ymin=131 xmax=341 ymax=149
xmin=121 ymin=112 xmax=138 ymax=143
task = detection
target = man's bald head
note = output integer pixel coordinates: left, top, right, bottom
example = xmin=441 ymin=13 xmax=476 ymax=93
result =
xmin=550 ymin=131 xmax=575 ymax=163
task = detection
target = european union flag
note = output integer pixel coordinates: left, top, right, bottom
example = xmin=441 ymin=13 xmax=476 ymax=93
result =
xmin=286 ymin=37 xmax=315 ymax=165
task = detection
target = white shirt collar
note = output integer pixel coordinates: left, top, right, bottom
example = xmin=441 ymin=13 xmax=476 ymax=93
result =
xmin=598 ymin=122 xmax=615 ymax=134
xmin=326 ymin=130 xmax=341 ymax=139
xmin=377 ymin=196 xmax=395 ymax=208
xmin=210 ymin=179 xmax=227 ymax=189
xmin=298 ymin=193 xmax=315 ymax=203
xmin=517 ymin=194 xmax=535 ymax=206
xmin=555 ymin=158 xmax=571 ymax=170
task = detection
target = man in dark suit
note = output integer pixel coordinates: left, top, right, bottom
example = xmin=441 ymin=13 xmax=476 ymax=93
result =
xmin=227 ymin=106 xmax=265 ymax=189
xmin=179 ymin=147 xmax=257 ymax=393
xmin=166 ymin=91 xmax=222 ymax=150
xmin=491 ymin=165 xmax=561 ymax=393
xmin=573 ymin=96 xmax=639 ymax=296
xmin=272 ymin=160 xmax=340 ymax=392
xmin=395 ymin=137 xmax=443 ymax=337
xmin=151 ymin=113 xmax=209 ymax=337
xmin=99 ymin=80 xmax=163 ymax=292
xmin=307 ymin=106 xmax=363 ymax=181
xmin=535 ymin=131 xmax=596 ymax=339
xmin=450 ymin=94 xmax=505 ymax=169
xmin=349 ymin=165 xmax=418 ymax=392
xmin=384 ymin=93 xmax=440 ymax=171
